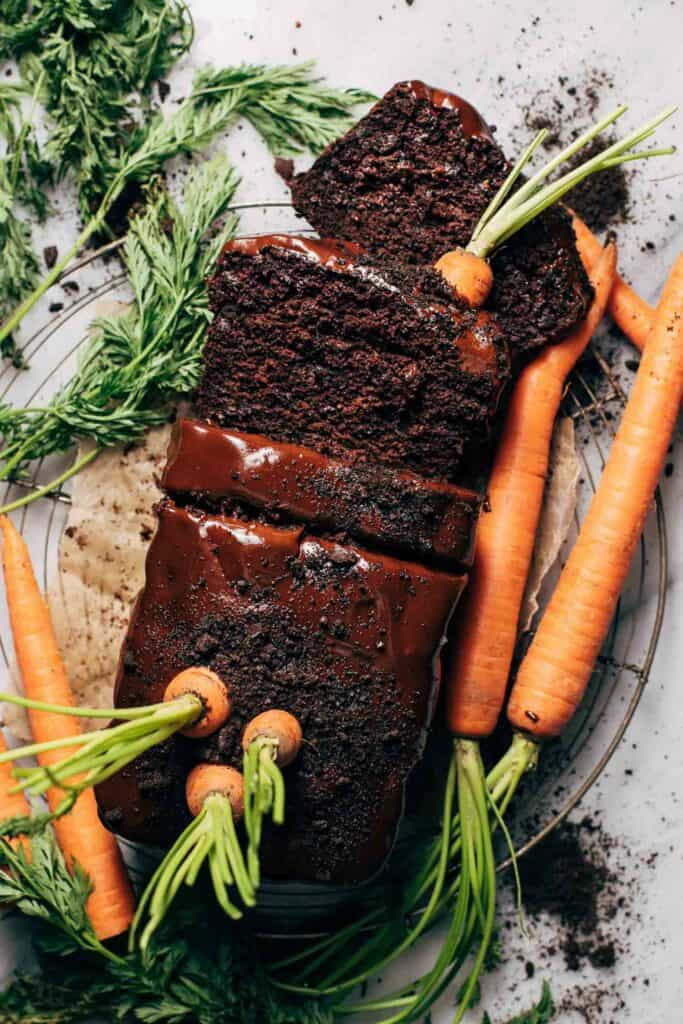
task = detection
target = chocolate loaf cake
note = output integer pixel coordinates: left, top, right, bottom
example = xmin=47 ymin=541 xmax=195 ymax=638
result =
xmin=96 ymin=433 xmax=474 ymax=882
xmin=198 ymin=234 xmax=510 ymax=483
xmin=289 ymin=81 xmax=593 ymax=361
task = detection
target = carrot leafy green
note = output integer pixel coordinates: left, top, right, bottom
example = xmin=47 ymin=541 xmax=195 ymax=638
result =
xmin=0 ymin=153 xmax=239 ymax=511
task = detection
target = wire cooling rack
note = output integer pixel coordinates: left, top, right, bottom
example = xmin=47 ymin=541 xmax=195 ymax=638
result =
xmin=0 ymin=206 xmax=668 ymax=932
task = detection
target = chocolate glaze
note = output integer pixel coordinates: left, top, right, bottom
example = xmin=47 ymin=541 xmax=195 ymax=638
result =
xmin=96 ymin=500 xmax=466 ymax=883
xmin=163 ymin=419 xmax=482 ymax=569
xmin=224 ymin=233 xmax=362 ymax=267
xmin=405 ymin=80 xmax=493 ymax=139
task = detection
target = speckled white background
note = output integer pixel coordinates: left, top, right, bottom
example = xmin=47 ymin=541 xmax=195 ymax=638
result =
xmin=1 ymin=1 xmax=682 ymax=1020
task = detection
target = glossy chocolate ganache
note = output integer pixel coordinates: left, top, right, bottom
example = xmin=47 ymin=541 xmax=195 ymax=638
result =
xmin=163 ymin=419 xmax=482 ymax=569
xmin=97 ymin=423 xmax=475 ymax=883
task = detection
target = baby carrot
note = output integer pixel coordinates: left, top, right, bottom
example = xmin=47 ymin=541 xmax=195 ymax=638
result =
xmin=445 ymin=241 xmax=617 ymax=738
xmin=508 ymin=252 xmax=683 ymax=738
xmin=0 ymin=516 xmax=135 ymax=939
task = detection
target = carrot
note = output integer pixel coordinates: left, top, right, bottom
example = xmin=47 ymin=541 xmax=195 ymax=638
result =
xmin=572 ymin=213 xmax=655 ymax=350
xmin=432 ymin=106 xmax=673 ymax=310
xmin=163 ymin=666 xmax=231 ymax=738
xmin=185 ymin=764 xmax=245 ymax=819
xmin=508 ymin=251 xmax=683 ymax=739
xmin=242 ymin=711 xmax=300 ymax=887
xmin=0 ymin=729 xmax=31 ymax=852
xmin=242 ymin=710 xmax=303 ymax=767
xmin=131 ymin=764 xmax=253 ymax=951
xmin=445 ymin=241 xmax=617 ymax=739
xmin=0 ymin=515 xmax=135 ymax=940
xmin=435 ymin=248 xmax=494 ymax=307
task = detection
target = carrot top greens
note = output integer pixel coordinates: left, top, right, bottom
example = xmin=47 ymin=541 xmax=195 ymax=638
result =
xmin=468 ymin=104 xmax=676 ymax=260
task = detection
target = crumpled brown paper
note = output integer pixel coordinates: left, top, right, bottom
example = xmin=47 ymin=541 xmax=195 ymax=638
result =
xmin=519 ymin=416 xmax=581 ymax=633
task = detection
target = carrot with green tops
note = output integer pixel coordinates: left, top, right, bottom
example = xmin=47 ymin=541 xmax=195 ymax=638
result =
xmin=433 ymin=105 xmax=674 ymax=308
xmin=445 ymin=240 xmax=617 ymax=741
xmin=242 ymin=710 xmax=302 ymax=886
xmin=0 ymin=665 xmax=232 ymax=804
xmin=0 ymin=514 xmax=135 ymax=940
xmin=508 ymin=250 xmax=683 ymax=739
xmin=129 ymin=711 xmax=302 ymax=950
xmin=131 ymin=763 xmax=253 ymax=951
xmin=572 ymin=212 xmax=655 ymax=350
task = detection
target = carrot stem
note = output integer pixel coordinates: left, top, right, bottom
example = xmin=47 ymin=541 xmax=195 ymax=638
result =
xmin=272 ymin=735 xmax=539 ymax=1000
xmin=130 ymin=791 xmax=254 ymax=952
xmin=0 ymin=692 xmax=201 ymax=808
xmin=243 ymin=735 xmax=287 ymax=889
xmin=469 ymin=105 xmax=676 ymax=260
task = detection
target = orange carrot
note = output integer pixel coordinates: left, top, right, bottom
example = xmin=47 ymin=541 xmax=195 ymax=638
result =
xmin=0 ymin=516 xmax=135 ymax=939
xmin=435 ymin=248 xmax=494 ymax=307
xmin=242 ymin=710 xmax=303 ymax=767
xmin=0 ymin=729 xmax=30 ymax=853
xmin=508 ymin=252 xmax=683 ymax=738
xmin=164 ymin=667 xmax=231 ymax=738
xmin=445 ymin=242 xmax=617 ymax=738
xmin=572 ymin=213 xmax=655 ymax=351
xmin=185 ymin=764 xmax=245 ymax=819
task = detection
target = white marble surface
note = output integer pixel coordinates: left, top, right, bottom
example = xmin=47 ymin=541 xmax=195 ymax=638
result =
xmin=1 ymin=1 xmax=682 ymax=1020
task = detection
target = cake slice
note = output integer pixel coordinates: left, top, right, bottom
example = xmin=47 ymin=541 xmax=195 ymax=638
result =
xmin=289 ymin=81 xmax=593 ymax=361
xmin=198 ymin=234 xmax=510 ymax=484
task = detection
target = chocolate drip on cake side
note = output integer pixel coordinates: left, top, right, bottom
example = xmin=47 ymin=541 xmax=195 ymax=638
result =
xmin=164 ymin=419 xmax=482 ymax=569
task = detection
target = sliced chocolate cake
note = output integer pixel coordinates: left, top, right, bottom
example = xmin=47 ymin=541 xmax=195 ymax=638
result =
xmin=289 ymin=80 xmax=593 ymax=361
xmin=96 ymin=422 xmax=478 ymax=883
xmin=198 ymin=234 xmax=510 ymax=483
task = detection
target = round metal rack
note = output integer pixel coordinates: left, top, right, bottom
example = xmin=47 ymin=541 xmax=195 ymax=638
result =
xmin=0 ymin=207 xmax=668 ymax=935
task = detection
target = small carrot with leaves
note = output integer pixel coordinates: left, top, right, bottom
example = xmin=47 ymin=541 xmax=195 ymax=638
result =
xmin=130 ymin=763 xmax=253 ymax=951
xmin=242 ymin=710 xmax=302 ymax=886
xmin=434 ymin=105 xmax=674 ymax=307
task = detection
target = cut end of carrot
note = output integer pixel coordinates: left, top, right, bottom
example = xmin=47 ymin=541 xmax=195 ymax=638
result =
xmin=185 ymin=763 xmax=244 ymax=819
xmin=163 ymin=667 xmax=231 ymax=739
xmin=434 ymin=248 xmax=493 ymax=308
xmin=242 ymin=710 xmax=303 ymax=768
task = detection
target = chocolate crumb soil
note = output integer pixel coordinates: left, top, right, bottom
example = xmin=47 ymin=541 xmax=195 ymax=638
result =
xmin=516 ymin=815 xmax=633 ymax=972
xmin=508 ymin=68 xmax=632 ymax=232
